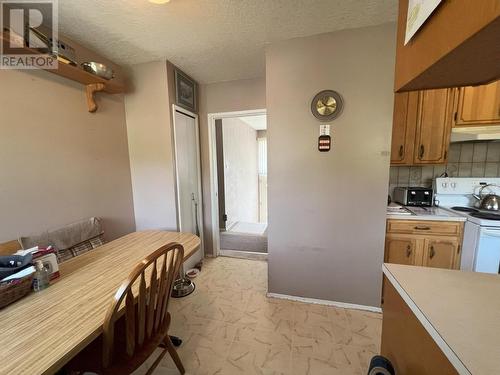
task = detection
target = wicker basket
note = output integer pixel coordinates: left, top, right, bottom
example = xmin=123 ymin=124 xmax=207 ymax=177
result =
xmin=0 ymin=274 xmax=33 ymax=309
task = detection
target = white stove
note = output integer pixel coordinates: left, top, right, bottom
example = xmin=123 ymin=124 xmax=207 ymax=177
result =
xmin=434 ymin=177 xmax=500 ymax=274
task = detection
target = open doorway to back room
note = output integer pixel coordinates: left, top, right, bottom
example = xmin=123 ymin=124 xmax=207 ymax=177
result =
xmin=210 ymin=111 xmax=267 ymax=258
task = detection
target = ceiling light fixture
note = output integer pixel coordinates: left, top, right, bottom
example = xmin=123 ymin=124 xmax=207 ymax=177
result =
xmin=149 ymin=0 xmax=170 ymax=4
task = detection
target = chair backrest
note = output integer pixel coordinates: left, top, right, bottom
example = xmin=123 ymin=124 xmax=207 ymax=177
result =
xmin=102 ymin=242 xmax=184 ymax=368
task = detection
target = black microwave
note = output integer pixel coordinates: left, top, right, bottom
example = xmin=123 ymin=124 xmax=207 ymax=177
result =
xmin=393 ymin=187 xmax=433 ymax=207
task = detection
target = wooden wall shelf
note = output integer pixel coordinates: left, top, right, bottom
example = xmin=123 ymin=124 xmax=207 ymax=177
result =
xmin=1 ymin=32 xmax=125 ymax=112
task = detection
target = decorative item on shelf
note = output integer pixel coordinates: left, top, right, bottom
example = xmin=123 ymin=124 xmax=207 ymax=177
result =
xmin=311 ymin=90 xmax=344 ymax=122
xmin=81 ymin=62 xmax=115 ymax=80
xmin=175 ymin=68 xmax=197 ymax=112
xmin=54 ymin=41 xmax=77 ymax=67
xmin=30 ymin=27 xmax=78 ymax=66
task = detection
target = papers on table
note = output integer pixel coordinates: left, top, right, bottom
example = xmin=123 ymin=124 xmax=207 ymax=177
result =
xmin=15 ymin=246 xmax=40 ymax=257
xmin=387 ymin=203 xmax=412 ymax=215
xmin=1 ymin=266 xmax=35 ymax=282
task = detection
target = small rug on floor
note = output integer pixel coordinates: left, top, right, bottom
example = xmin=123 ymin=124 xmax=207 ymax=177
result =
xmin=227 ymin=221 xmax=267 ymax=235
xmin=220 ymin=231 xmax=268 ymax=253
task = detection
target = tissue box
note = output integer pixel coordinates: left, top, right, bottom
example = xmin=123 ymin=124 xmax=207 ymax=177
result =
xmin=16 ymin=246 xmax=60 ymax=281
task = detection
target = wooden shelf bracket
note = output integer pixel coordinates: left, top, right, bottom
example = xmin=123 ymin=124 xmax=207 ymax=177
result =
xmin=86 ymin=83 xmax=106 ymax=113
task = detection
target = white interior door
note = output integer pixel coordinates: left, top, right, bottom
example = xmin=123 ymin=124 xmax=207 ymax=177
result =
xmin=173 ymin=110 xmax=201 ymax=237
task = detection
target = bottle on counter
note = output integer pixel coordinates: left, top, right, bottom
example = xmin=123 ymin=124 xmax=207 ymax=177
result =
xmin=33 ymin=260 xmax=50 ymax=292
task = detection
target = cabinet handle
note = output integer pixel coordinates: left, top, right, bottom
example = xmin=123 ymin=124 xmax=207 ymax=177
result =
xmin=399 ymin=145 xmax=404 ymax=159
xmin=429 ymin=246 xmax=436 ymax=259
xmin=406 ymin=245 xmax=412 ymax=258
xmin=414 ymin=226 xmax=431 ymax=230
xmin=419 ymin=145 xmax=425 ymax=159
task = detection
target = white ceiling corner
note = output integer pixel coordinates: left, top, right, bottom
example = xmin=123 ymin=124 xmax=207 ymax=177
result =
xmin=57 ymin=0 xmax=397 ymax=84
xmin=239 ymin=115 xmax=267 ymax=130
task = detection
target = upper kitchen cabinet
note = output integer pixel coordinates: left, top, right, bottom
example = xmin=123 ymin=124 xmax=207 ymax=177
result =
xmin=414 ymin=89 xmax=453 ymax=164
xmin=454 ymin=80 xmax=500 ymax=127
xmin=391 ymin=92 xmax=418 ymax=165
xmin=391 ymin=89 xmax=453 ymax=165
xmin=394 ymin=0 xmax=500 ymax=92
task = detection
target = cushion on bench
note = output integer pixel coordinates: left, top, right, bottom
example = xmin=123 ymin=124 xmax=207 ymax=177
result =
xmin=19 ymin=217 xmax=104 ymax=263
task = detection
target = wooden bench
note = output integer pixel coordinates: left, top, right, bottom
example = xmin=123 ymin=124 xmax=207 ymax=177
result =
xmin=0 ymin=240 xmax=21 ymax=256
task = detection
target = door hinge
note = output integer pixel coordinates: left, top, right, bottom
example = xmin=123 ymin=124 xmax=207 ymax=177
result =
xmin=223 ymin=214 xmax=228 ymax=222
xmin=454 ymin=112 xmax=458 ymax=122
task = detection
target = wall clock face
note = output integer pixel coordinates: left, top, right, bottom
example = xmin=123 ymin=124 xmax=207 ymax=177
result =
xmin=311 ymin=90 xmax=344 ymax=122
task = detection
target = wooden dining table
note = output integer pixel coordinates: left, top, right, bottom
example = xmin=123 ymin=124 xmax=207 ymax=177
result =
xmin=0 ymin=231 xmax=200 ymax=375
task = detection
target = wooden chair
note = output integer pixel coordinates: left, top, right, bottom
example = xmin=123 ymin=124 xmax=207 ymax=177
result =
xmin=67 ymin=242 xmax=186 ymax=374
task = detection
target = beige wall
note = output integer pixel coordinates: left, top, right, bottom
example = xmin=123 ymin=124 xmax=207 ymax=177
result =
xmin=222 ymin=117 xmax=259 ymax=225
xmin=124 ymin=61 xmax=178 ymax=232
xmin=266 ymin=23 xmax=396 ymax=308
xmin=0 ymin=69 xmax=135 ymax=242
xmin=124 ymin=61 xmax=204 ymax=270
xmin=199 ymin=78 xmax=266 ymax=255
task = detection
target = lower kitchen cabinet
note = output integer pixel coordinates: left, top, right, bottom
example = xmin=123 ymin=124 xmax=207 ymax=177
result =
xmin=422 ymin=238 xmax=461 ymax=270
xmin=385 ymin=220 xmax=463 ymax=270
xmin=385 ymin=236 xmax=416 ymax=266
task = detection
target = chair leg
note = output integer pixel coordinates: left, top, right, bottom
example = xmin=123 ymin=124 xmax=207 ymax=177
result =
xmin=160 ymin=335 xmax=182 ymax=348
xmin=164 ymin=335 xmax=185 ymax=374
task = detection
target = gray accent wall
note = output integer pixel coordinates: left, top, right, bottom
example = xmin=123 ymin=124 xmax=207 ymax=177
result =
xmin=124 ymin=61 xmax=178 ymax=232
xmin=266 ymin=23 xmax=396 ymax=308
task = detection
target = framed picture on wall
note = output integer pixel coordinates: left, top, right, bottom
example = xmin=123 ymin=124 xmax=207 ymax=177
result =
xmin=175 ymin=68 xmax=197 ymax=112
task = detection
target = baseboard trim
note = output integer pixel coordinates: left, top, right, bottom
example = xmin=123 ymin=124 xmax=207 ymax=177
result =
xmin=219 ymin=249 xmax=268 ymax=261
xmin=267 ymin=292 xmax=382 ymax=313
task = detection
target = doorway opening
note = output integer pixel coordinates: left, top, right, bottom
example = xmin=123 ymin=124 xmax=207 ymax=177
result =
xmin=208 ymin=109 xmax=267 ymax=259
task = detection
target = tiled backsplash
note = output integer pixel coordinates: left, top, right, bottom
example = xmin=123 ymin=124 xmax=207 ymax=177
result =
xmin=389 ymin=142 xmax=500 ymax=196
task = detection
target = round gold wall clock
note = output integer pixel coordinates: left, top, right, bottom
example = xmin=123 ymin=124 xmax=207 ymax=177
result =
xmin=311 ymin=90 xmax=344 ymax=122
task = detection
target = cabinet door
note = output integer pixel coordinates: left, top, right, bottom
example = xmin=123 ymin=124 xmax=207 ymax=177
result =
xmin=413 ymin=89 xmax=454 ymax=164
xmin=422 ymin=238 xmax=459 ymax=270
xmin=455 ymin=81 xmax=500 ymax=126
xmin=385 ymin=235 xmax=417 ymax=266
xmin=391 ymin=92 xmax=418 ymax=165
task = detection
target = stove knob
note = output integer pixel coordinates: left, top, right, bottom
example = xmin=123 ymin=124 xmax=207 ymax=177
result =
xmin=451 ymin=182 xmax=456 ymax=189
xmin=442 ymin=182 xmax=448 ymax=188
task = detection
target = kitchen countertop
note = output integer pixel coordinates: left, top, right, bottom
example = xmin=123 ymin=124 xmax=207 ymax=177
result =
xmin=387 ymin=205 xmax=467 ymax=222
xmin=383 ymin=264 xmax=500 ymax=375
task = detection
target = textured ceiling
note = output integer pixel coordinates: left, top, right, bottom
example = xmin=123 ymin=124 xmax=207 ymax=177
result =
xmin=58 ymin=0 xmax=397 ymax=83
